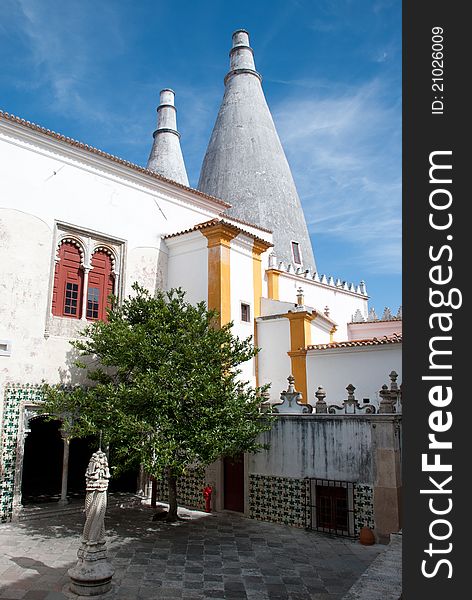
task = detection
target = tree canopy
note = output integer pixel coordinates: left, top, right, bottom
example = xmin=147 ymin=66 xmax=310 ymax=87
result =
xmin=40 ymin=284 xmax=274 ymax=519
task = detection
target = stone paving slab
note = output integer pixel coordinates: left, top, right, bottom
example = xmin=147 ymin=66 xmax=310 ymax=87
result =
xmin=342 ymin=532 xmax=402 ymax=600
xmin=0 ymin=504 xmax=383 ymax=600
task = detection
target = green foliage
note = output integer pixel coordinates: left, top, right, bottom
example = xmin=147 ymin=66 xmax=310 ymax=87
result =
xmin=40 ymin=284 xmax=274 ymax=480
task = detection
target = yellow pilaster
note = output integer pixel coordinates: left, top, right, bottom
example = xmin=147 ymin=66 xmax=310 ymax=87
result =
xmin=284 ymin=311 xmax=315 ymax=404
xmin=202 ymin=224 xmax=238 ymax=328
xmin=252 ymin=239 xmax=272 ymax=386
xmin=267 ymin=269 xmax=280 ymax=300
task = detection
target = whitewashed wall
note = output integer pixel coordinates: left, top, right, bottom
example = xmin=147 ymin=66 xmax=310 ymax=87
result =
xmin=306 ymin=345 xmax=402 ymax=407
xmin=276 ymin=273 xmax=368 ymax=340
xmin=166 ymin=232 xmax=208 ymax=306
xmin=0 ymin=121 xmax=224 ymax=389
xmin=348 ymin=320 xmax=402 ymax=340
xmin=310 ymin=320 xmax=332 ymax=345
xmin=230 ymin=235 xmax=256 ymax=385
xmin=249 ymin=415 xmax=374 ymax=483
xmin=256 ymin=317 xmax=291 ymax=402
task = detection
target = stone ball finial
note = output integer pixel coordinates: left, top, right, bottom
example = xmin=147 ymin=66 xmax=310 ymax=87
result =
xmin=287 ymin=375 xmax=295 ymax=393
xmin=346 ymin=384 xmax=356 ymax=401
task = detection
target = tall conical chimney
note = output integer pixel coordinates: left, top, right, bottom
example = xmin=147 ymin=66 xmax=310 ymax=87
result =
xmin=198 ymin=30 xmax=316 ymax=270
xmin=147 ymin=89 xmax=189 ymax=186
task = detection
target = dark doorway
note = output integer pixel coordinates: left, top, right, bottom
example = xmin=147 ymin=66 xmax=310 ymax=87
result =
xmin=21 ymin=417 xmax=63 ymax=504
xmin=223 ymin=454 xmax=245 ymax=512
xmin=68 ymin=436 xmax=97 ymax=498
xmin=109 ymin=469 xmax=139 ymax=493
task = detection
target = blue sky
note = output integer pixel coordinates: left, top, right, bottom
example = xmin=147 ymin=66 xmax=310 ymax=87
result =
xmin=1 ymin=0 xmax=401 ymax=315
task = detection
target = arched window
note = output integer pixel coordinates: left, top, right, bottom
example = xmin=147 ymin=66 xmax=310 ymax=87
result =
xmin=52 ymin=241 xmax=84 ymax=318
xmin=86 ymin=249 xmax=115 ymax=321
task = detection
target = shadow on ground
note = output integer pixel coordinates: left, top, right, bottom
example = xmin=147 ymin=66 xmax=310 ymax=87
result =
xmin=0 ymin=503 xmax=383 ymax=600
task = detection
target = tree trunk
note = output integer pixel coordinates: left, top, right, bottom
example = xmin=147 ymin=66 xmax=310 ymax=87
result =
xmin=167 ymin=474 xmax=178 ymax=521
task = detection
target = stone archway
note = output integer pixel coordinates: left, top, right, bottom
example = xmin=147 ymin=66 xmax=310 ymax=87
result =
xmin=21 ymin=416 xmax=63 ymax=503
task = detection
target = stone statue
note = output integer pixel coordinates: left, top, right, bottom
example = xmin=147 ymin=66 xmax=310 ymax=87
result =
xmin=82 ymin=450 xmax=111 ymax=545
xmin=68 ymin=449 xmax=114 ymax=596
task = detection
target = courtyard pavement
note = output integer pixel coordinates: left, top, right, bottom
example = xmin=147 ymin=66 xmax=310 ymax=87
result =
xmin=0 ymin=503 xmax=382 ymax=600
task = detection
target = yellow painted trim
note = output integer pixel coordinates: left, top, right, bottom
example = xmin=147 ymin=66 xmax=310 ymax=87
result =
xmin=284 ymin=311 xmax=315 ymax=404
xmin=252 ymin=253 xmax=262 ymax=320
xmin=285 ymin=311 xmax=314 ymax=350
xmin=288 ymin=350 xmax=308 ymax=405
xmin=251 ymin=240 xmax=271 ymax=387
xmin=330 ymin=326 xmax=337 ymax=343
xmin=267 ymin=270 xmax=280 ymax=300
xmin=201 ymin=224 xmax=238 ymax=327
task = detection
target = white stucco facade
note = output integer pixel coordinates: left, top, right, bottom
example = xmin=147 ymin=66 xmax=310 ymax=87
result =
xmin=0 ymin=117 xmax=228 ymax=390
xmin=306 ymin=344 xmax=402 ymax=408
xmin=256 ymin=317 xmax=291 ymax=401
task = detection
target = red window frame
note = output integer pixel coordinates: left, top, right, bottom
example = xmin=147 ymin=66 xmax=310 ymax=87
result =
xmin=52 ymin=242 xmax=84 ymax=318
xmin=86 ymin=250 xmax=115 ymax=322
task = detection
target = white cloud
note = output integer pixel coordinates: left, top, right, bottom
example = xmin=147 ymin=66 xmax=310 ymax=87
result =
xmin=273 ymin=78 xmax=401 ymax=275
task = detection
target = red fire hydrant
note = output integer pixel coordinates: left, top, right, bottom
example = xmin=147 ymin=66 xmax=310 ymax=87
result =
xmin=203 ymin=485 xmax=213 ymax=513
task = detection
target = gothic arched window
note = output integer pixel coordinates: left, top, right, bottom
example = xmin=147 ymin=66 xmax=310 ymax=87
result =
xmin=52 ymin=241 xmax=84 ymax=318
xmin=86 ymin=249 xmax=115 ymax=321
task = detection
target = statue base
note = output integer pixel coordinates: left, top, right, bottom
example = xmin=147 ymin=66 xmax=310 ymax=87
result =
xmin=68 ymin=541 xmax=114 ymax=596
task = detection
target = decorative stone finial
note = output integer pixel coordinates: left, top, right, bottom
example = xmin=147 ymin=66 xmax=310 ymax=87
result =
xmin=68 ymin=450 xmax=114 ymax=595
xmin=324 ymin=306 xmax=330 ymax=317
xmin=346 ymin=384 xmax=356 ymax=403
xmin=379 ymin=384 xmax=395 ymax=414
xmin=381 ymin=307 xmax=393 ymax=320
xmin=286 ymin=374 xmax=296 ymax=393
xmin=328 ymin=383 xmax=375 ymax=414
xmin=296 ymin=287 xmax=304 ymax=307
xmin=368 ymin=307 xmax=378 ymax=321
xmin=396 ymin=305 xmax=402 ymax=319
xmin=268 ymin=253 xmax=277 ymax=269
xmin=352 ymin=308 xmax=364 ymax=322
xmin=314 ymin=386 xmax=328 ymax=414
xmin=273 ymin=375 xmax=313 ymax=414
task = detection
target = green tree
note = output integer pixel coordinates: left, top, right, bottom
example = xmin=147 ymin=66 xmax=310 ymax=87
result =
xmin=40 ymin=284 xmax=274 ymax=521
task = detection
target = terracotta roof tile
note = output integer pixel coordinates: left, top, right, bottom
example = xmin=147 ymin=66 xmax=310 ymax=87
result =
xmin=221 ymin=213 xmax=273 ymax=234
xmin=0 ymin=110 xmax=231 ymax=209
xmin=163 ymin=218 xmax=273 ymax=247
xmin=307 ymin=333 xmax=402 ymax=351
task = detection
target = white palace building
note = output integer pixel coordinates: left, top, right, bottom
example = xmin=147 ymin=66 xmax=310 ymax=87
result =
xmin=0 ymin=31 xmax=402 ymax=540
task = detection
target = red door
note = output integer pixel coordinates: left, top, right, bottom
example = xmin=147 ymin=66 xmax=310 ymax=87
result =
xmin=223 ymin=454 xmax=245 ymax=512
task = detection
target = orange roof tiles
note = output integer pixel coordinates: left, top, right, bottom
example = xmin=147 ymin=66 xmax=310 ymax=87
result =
xmin=163 ymin=218 xmax=273 ymax=246
xmin=307 ymin=333 xmax=402 ymax=351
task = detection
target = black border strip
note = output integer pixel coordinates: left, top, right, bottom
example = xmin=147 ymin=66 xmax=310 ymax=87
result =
xmin=403 ymin=2 xmax=467 ymax=596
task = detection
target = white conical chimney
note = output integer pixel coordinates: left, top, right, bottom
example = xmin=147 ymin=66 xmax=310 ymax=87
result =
xmin=198 ymin=30 xmax=316 ymax=271
xmin=147 ymin=89 xmax=189 ymax=186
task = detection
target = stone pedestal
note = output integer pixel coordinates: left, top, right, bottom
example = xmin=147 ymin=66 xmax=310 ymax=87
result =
xmin=68 ymin=541 xmax=114 ymax=596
